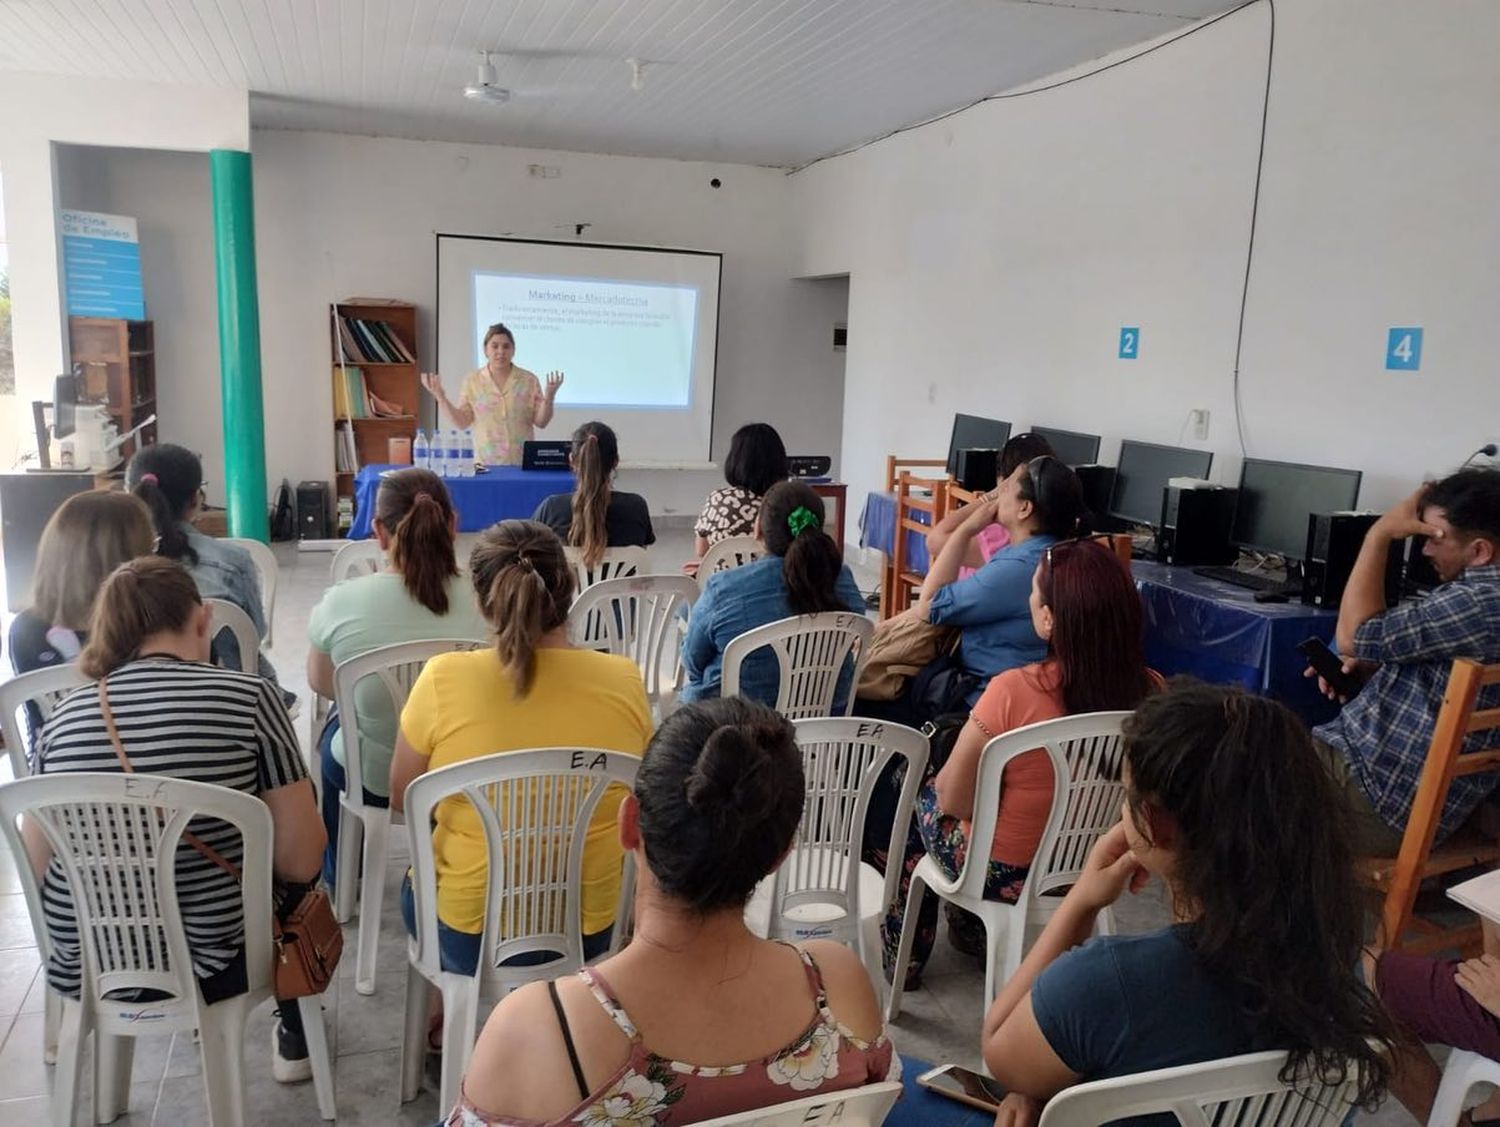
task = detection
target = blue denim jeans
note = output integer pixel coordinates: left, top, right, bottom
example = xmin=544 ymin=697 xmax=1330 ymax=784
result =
xmin=318 ymin=709 xmax=390 ymax=892
xmin=398 ymin=873 xmax=612 ymax=976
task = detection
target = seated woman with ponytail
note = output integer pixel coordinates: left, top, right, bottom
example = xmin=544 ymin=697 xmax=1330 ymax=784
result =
xmin=532 ymin=421 xmax=654 ymax=568
xmin=444 ymin=698 xmax=894 ymax=1127
xmin=25 ymin=557 xmax=325 ymax=1082
xmin=306 ymin=468 xmax=489 ymax=891
xmin=681 ymin=480 xmax=865 ymax=708
xmin=126 ymin=443 xmax=283 ymax=690
xmin=388 ymin=520 xmax=652 ymax=977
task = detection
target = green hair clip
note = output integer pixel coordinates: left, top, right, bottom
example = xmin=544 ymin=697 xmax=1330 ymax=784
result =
xmin=786 ymin=505 xmax=820 ymax=537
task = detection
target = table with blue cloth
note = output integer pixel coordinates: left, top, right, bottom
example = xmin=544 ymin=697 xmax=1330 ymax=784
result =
xmin=1132 ymin=560 xmax=1339 ymax=728
xmin=348 ymin=464 xmax=574 ymax=539
xmin=860 ymin=490 xmax=932 ymax=572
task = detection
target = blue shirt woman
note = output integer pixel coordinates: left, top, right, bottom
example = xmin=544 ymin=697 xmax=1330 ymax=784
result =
xmin=681 ymin=480 xmax=866 ymax=709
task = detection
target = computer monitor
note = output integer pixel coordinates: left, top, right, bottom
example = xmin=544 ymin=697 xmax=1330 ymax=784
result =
xmin=1029 ymin=426 xmax=1101 ymax=467
xmin=1108 ymin=440 xmax=1214 ymax=527
xmin=1232 ymin=457 xmax=1363 ymax=562
xmin=946 ymin=414 xmax=1011 ymax=477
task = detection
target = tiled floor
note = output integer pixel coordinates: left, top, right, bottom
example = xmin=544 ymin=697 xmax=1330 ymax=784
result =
xmin=0 ymin=529 xmax=1421 ymax=1124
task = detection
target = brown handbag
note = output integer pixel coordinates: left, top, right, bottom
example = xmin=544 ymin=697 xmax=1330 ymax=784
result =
xmin=98 ymin=679 xmax=344 ymax=998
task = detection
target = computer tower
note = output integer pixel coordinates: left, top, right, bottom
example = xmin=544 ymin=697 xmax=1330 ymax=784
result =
xmin=1405 ymin=535 xmax=1441 ymax=591
xmin=1303 ymin=512 xmax=1402 ymax=608
xmin=297 ymin=480 xmax=332 ymax=540
xmin=955 ymin=448 xmax=999 ymax=493
xmin=1075 ymin=465 xmax=1116 ymax=528
xmin=1158 ymin=485 xmax=1238 ymax=566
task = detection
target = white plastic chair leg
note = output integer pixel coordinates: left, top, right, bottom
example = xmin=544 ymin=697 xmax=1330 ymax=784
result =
xmin=354 ymin=813 xmax=390 ymax=995
xmin=438 ymin=978 xmax=481 ymax=1113
xmin=333 ymin=806 xmax=362 ymax=924
xmin=94 ymin=1031 xmax=135 ymax=1123
xmin=51 ymin=995 xmax=86 ymax=1127
xmin=297 ymin=995 xmax=336 ymax=1121
xmin=1430 ymin=1049 xmax=1500 ymax=1127
xmin=197 ymin=998 xmax=250 ymax=1127
xmin=43 ymin=986 xmax=60 ymax=1064
xmin=884 ymin=868 xmax=928 ymax=1023
xmin=399 ymin=966 xmax=430 ymax=1104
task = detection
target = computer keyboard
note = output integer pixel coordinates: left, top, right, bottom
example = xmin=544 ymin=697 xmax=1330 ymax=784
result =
xmin=1192 ymin=565 xmax=1298 ymax=595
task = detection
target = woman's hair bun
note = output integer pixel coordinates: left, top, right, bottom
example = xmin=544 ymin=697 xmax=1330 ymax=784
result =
xmin=634 ymin=698 xmax=804 ymax=914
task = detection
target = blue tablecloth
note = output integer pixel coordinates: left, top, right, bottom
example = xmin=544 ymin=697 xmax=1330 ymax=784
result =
xmin=348 ymin=464 xmax=575 ymax=539
xmin=1132 ymin=560 xmax=1339 ymax=727
xmin=860 ymin=491 xmax=933 ymax=574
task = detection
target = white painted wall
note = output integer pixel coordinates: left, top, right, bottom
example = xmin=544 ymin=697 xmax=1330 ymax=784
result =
xmin=792 ymin=0 xmax=1500 ymax=512
xmin=0 ymin=71 xmax=247 ymax=432
xmin=250 ymin=129 xmax=845 ymax=517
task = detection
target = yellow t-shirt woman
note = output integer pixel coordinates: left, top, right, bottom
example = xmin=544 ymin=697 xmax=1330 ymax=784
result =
xmin=399 ymin=646 xmax=652 ymax=935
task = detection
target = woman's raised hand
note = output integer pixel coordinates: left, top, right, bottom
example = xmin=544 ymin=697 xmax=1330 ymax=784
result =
xmin=544 ymin=371 xmax=565 ymax=399
xmin=420 ymin=372 xmax=445 ymax=398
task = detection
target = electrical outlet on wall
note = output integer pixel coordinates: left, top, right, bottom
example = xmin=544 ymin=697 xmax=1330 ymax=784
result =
xmin=1190 ymin=409 xmax=1210 ymax=441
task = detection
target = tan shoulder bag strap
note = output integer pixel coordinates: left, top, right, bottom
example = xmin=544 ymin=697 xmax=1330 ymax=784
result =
xmin=98 ymin=678 xmax=242 ymax=882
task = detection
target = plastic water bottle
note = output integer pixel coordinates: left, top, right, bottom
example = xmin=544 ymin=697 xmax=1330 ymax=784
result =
xmin=413 ymin=429 xmax=429 ymax=472
xmin=460 ymin=429 xmax=475 ymax=477
xmin=446 ymin=428 xmax=462 ymax=478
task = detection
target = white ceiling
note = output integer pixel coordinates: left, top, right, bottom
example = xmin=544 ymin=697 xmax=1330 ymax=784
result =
xmin=0 ymin=0 xmax=1238 ymax=168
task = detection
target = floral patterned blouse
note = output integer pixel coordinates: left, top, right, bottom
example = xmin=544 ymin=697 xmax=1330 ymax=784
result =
xmin=694 ymin=485 xmax=763 ymax=546
xmin=446 ymin=946 xmax=898 ymax=1126
xmin=459 ymin=365 xmax=544 ymax=466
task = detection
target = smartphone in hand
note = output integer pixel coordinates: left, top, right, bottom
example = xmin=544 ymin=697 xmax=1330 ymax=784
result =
xmin=1297 ymin=637 xmax=1361 ymax=699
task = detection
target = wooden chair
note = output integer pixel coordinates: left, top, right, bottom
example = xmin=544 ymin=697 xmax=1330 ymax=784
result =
xmin=884 ymin=467 xmax=948 ymax=618
xmin=1367 ymin=658 xmax=1500 ymax=956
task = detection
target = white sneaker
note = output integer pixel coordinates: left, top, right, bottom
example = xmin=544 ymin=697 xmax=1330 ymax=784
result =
xmin=272 ymin=1017 xmax=313 ymax=1084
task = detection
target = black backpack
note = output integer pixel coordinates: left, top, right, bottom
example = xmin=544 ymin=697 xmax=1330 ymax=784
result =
xmin=269 ymin=479 xmax=295 ymax=541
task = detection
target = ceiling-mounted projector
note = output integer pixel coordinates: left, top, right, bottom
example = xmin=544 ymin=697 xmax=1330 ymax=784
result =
xmin=464 ymin=52 xmax=511 ymax=105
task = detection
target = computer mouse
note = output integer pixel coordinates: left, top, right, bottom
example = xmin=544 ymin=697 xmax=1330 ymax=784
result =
xmin=1253 ymin=591 xmax=1289 ymax=604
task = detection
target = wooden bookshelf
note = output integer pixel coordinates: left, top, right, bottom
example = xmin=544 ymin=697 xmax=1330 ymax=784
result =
xmin=331 ymin=298 xmax=418 ymax=532
xmin=68 ymin=316 xmax=158 ymax=464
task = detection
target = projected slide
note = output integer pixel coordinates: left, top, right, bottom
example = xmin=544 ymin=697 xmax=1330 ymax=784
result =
xmin=472 ymin=272 xmax=697 ymax=409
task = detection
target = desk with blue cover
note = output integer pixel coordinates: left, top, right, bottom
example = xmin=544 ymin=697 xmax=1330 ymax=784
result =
xmin=860 ymin=490 xmax=932 ymax=573
xmin=348 ymin=463 xmax=575 ymax=539
xmin=1132 ymin=560 xmax=1339 ymax=727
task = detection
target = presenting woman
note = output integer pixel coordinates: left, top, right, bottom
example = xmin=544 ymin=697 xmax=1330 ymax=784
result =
xmin=420 ymin=322 xmax=564 ymax=467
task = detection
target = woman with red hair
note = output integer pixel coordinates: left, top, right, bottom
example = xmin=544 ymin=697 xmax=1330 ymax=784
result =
xmin=881 ymin=538 xmax=1158 ymax=985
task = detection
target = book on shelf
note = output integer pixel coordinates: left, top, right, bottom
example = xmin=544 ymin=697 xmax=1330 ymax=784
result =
xmin=334 ymin=312 xmax=416 ymax=364
xmin=334 ymin=420 xmax=360 ymax=472
xmin=334 ymin=363 xmax=410 ymax=420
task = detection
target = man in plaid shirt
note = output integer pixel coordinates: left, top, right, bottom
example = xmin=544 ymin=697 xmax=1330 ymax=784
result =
xmin=1312 ymin=468 xmax=1500 ymax=854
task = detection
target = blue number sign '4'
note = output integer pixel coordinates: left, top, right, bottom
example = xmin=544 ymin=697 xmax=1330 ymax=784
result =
xmin=1386 ymin=327 xmax=1423 ymax=371
xmin=1119 ymin=327 xmax=1140 ymax=360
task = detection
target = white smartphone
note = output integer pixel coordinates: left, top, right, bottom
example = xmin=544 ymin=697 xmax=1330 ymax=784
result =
xmin=915 ymin=1062 xmax=1008 ymax=1111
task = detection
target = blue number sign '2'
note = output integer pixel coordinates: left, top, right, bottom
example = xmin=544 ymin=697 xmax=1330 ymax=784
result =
xmin=1118 ymin=327 xmax=1140 ymax=360
xmin=1386 ymin=327 xmax=1423 ymax=371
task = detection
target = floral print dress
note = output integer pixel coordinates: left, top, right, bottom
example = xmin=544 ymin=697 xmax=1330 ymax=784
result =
xmin=445 ymin=946 xmax=897 ymax=1126
xmin=458 ymin=365 xmax=544 ymax=466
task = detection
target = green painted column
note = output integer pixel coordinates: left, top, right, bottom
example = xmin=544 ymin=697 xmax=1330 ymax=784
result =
xmin=209 ymin=149 xmax=269 ymax=540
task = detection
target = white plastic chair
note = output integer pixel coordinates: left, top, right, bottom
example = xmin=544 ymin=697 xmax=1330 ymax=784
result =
xmin=564 ymin=545 xmax=648 ymax=594
xmin=722 ymin=612 xmax=875 ymax=721
xmin=0 ymin=663 xmax=89 ymax=779
xmin=332 ymin=638 xmax=487 ymax=996
xmin=746 ymin=718 xmax=928 ymax=999
xmin=1430 ymin=1048 xmax=1500 ymax=1127
xmin=568 ymin=574 xmax=700 ymax=716
xmin=330 ymin=539 xmax=385 ymax=582
xmin=0 ymin=772 xmax=335 ymax=1125
xmin=222 ymin=537 xmax=278 ymax=647
xmin=887 ymin=711 xmax=1131 ymax=1020
xmin=399 ymin=748 xmax=642 ymax=1111
xmin=697 ymin=535 xmax=765 ymax=587
xmin=205 ymin=598 xmax=261 ymax=677
xmin=694 ymin=1081 xmax=903 ymax=1126
xmin=1037 ymin=1049 xmax=1363 ymax=1127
